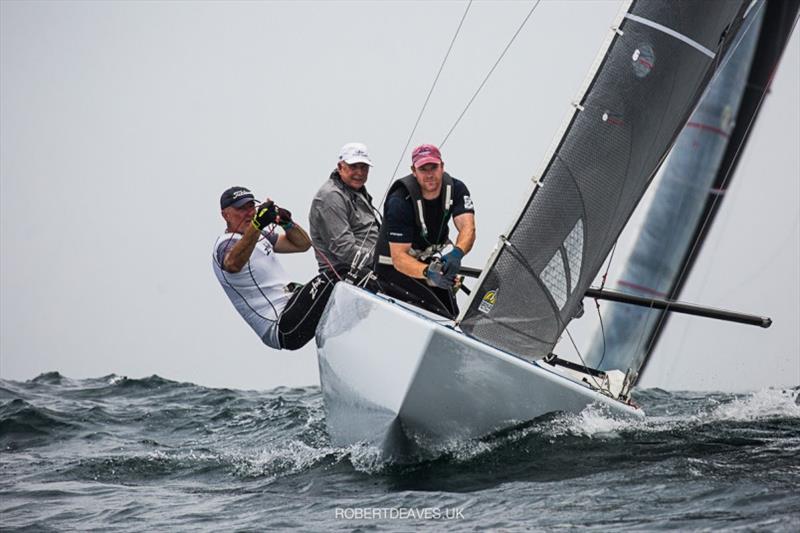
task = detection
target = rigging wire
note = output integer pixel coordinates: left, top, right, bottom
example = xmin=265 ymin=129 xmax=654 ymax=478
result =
xmin=440 ymin=0 xmax=542 ymax=148
xmin=498 ymin=241 xmax=606 ymax=389
xmin=642 ymin=0 xmax=794 ymax=357
xmin=563 ymin=327 xmax=608 ymax=392
xmin=349 ymin=0 xmax=474 ymax=272
xmin=593 ymin=241 xmax=620 ymax=368
xmin=385 ymin=0 xmax=473 ymax=192
xmin=593 ymin=304 xmax=609 ymax=369
xmin=474 ymin=0 xmax=776 ymax=386
xmin=215 ymin=221 xmax=282 ymax=322
xmin=590 ymin=2 xmax=786 ymax=369
xmin=353 ymin=0 xmax=544 ymax=271
xmin=215 ymin=207 xmax=345 ymax=323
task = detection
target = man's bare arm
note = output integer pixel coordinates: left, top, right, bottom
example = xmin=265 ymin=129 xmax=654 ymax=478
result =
xmin=452 ymin=212 xmax=475 ymax=255
xmin=389 ymin=242 xmax=427 ymax=278
xmin=274 ymin=224 xmax=312 ymax=253
xmin=223 ymin=224 xmax=261 ymax=273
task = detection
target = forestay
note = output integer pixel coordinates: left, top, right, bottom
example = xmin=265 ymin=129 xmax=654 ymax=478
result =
xmin=458 ymin=0 xmax=752 ymax=360
xmin=585 ymin=0 xmax=800 ymax=375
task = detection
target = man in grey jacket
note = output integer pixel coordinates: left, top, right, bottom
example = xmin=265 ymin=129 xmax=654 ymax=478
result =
xmin=308 ymin=142 xmax=380 ymax=275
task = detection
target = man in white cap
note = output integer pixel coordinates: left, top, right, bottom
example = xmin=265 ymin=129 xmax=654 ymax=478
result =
xmin=308 ymin=142 xmax=380 ymax=276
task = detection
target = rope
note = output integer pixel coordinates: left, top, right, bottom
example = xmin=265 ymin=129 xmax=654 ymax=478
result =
xmin=592 ymin=2 xmax=781 ymax=369
xmin=440 ymin=0 xmax=542 ymax=148
xmin=216 ymin=210 xmax=344 ymax=325
xmin=350 ymin=0 xmax=474 ymax=269
xmin=385 ymin=0 xmax=473 ymax=192
xmin=353 ymin=0 xmax=543 ymax=268
xmin=498 ymin=240 xmax=606 ymax=389
xmin=643 ymin=0 xmax=788 ymax=356
xmin=215 ymin=218 xmax=281 ymax=322
xmin=563 ymin=327 xmax=609 ymax=393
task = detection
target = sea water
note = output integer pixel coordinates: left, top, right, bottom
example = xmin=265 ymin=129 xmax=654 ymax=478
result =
xmin=2 ymin=372 xmax=798 ymax=531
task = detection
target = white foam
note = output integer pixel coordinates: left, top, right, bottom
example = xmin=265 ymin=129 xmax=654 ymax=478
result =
xmin=230 ymin=440 xmax=341 ymax=479
xmin=346 ymin=442 xmax=388 ymax=473
xmin=538 ymin=388 xmax=800 ymax=440
xmin=707 ymin=387 xmax=800 ymax=421
xmin=539 ymin=402 xmax=653 ymax=439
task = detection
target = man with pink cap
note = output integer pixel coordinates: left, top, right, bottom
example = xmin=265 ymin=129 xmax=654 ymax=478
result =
xmin=373 ymin=144 xmax=476 ymax=317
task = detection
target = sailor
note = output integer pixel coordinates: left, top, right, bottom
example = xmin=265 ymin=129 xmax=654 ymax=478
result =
xmin=308 ymin=142 xmax=380 ymax=275
xmin=374 ymin=144 xmax=476 ymax=317
xmin=212 ymin=186 xmax=338 ymax=350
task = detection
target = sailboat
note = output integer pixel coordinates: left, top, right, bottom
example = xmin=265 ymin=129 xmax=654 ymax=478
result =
xmin=314 ymin=0 xmax=781 ymax=460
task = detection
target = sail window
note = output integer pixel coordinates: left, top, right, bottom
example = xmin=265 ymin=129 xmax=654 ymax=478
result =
xmin=541 ymin=252 xmax=568 ymax=310
xmin=564 ymin=219 xmax=584 ymax=295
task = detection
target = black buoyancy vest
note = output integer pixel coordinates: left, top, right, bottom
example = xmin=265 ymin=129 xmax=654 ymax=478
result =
xmin=374 ymin=173 xmax=455 ymax=268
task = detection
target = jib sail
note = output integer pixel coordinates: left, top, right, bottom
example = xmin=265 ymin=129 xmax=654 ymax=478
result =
xmin=458 ymin=0 xmax=753 ymax=360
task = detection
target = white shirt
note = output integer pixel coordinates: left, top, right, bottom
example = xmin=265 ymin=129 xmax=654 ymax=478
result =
xmin=212 ymin=231 xmax=292 ymax=349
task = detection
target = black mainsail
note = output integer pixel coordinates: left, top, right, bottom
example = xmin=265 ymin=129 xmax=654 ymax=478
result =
xmin=458 ymin=0 xmax=753 ymax=360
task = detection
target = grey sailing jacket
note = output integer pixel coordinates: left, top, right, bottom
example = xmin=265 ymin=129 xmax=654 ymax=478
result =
xmin=308 ymin=171 xmax=380 ymax=273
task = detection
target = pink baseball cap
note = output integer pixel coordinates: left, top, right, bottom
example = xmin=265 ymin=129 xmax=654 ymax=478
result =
xmin=411 ymin=144 xmax=442 ymax=168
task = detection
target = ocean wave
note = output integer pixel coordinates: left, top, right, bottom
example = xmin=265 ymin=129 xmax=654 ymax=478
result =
xmin=63 ymin=450 xmax=228 ymax=483
xmin=230 ymin=440 xmax=343 ymax=480
xmin=55 ymin=441 xmax=345 ymax=486
xmin=0 ymin=399 xmax=79 ymax=449
xmin=29 ymin=371 xmax=67 ymax=385
xmin=708 ymin=387 xmax=800 ymax=421
xmin=344 ymin=387 xmax=800 ymax=478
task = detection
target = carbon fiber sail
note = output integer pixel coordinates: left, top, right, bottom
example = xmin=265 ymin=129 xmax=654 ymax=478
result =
xmin=458 ymin=0 xmax=752 ymax=360
xmin=585 ymin=0 xmax=800 ymax=375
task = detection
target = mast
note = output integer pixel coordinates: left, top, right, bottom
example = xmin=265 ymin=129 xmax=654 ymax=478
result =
xmin=457 ymin=0 xmax=753 ymax=362
xmin=584 ymin=0 xmax=800 ymax=375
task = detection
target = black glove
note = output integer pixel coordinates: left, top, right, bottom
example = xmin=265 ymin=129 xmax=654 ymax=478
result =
xmin=424 ymin=260 xmax=454 ymax=289
xmin=276 ymin=206 xmax=293 ymax=229
xmin=252 ymin=201 xmax=279 ymax=230
xmin=441 ymin=247 xmax=464 ymax=278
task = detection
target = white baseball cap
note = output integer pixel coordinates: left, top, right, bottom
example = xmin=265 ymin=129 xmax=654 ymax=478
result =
xmin=338 ymin=142 xmax=373 ymax=166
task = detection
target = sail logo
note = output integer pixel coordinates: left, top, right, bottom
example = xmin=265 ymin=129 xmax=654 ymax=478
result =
xmin=632 ymin=44 xmax=655 ymax=78
xmin=478 ymin=289 xmax=497 ymax=314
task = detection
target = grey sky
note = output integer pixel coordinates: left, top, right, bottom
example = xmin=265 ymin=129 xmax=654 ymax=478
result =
xmin=1 ymin=1 xmax=797 ymax=392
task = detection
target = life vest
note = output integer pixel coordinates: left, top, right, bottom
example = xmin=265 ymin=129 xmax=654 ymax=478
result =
xmin=375 ymin=173 xmax=455 ymax=268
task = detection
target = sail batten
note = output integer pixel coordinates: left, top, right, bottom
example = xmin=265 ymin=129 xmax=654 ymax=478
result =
xmin=459 ymin=0 xmax=750 ymax=362
xmin=623 ymin=14 xmax=716 ymax=58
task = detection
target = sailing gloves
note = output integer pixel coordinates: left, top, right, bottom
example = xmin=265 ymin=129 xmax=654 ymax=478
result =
xmin=252 ymin=201 xmax=278 ymax=230
xmin=252 ymin=201 xmax=293 ymax=231
xmin=424 ymin=259 xmax=454 ymax=289
xmin=441 ymin=247 xmax=465 ymax=279
xmin=276 ymin=206 xmax=293 ymax=230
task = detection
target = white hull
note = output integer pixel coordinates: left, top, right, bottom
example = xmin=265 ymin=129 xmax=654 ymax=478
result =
xmin=316 ymin=283 xmax=642 ymax=460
